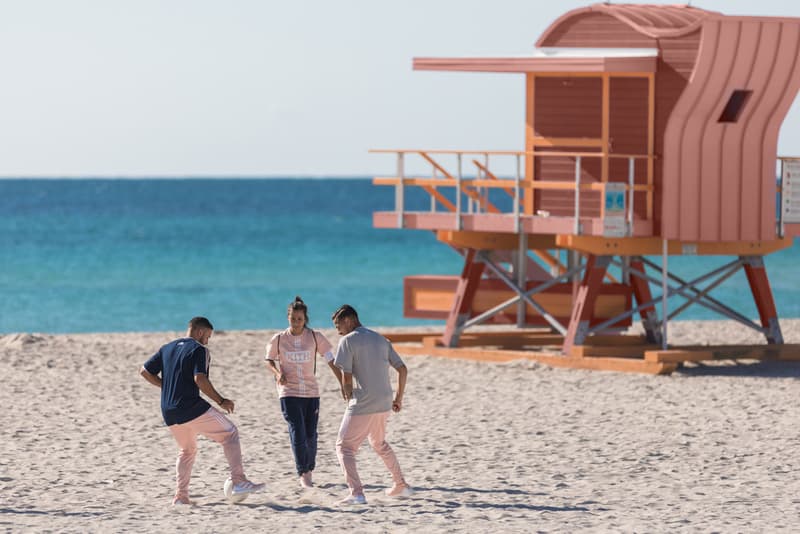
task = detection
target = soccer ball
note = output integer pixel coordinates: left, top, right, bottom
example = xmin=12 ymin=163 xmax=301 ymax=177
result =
xmin=223 ymin=477 xmax=248 ymax=504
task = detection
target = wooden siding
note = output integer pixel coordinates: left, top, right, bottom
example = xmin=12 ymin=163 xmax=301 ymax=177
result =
xmin=609 ymin=76 xmax=649 ymax=220
xmin=537 ymin=10 xmax=704 ymax=235
xmin=533 ymin=77 xmax=602 ymax=217
xmin=661 ymin=18 xmax=800 ymax=241
xmin=651 ymin=31 xmax=702 ymax=234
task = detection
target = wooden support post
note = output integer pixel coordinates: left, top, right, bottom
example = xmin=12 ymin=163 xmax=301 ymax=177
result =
xmin=441 ymin=249 xmax=486 ymax=347
xmin=562 ymin=255 xmax=611 ymax=355
xmin=742 ymin=256 xmax=784 ymax=344
xmin=516 ymin=233 xmax=528 ymax=327
xmin=525 ymin=73 xmax=535 ymax=215
xmin=601 ymin=74 xmax=610 ymax=184
xmin=629 ymin=257 xmax=662 ymax=345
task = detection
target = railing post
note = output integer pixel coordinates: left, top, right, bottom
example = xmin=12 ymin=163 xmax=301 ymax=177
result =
xmin=466 ymin=155 xmax=473 ymax=214
xmin=517 ymin=232 xmax=528 ymax=327
xmin=456 ymin=153 xmax=463 ymax=230
xmin=430 ymin=155 xmax=436 ymax=212
xmin=661 ymin=238 xmax=668 ymax=350
xmin=397 ymin=152 xmax=405 ymax=229
xmin=627 ymin=156 xmax=635 ymax=237
xmin=484 ymin=153 xmax=490 ymax=215
xmin=515 ymin=154 xmax=521 ymax=233
xmin=574 ymin=155 xmax=582 ymax=235
xmin=779 ymin=158 xmax=785 ymax=238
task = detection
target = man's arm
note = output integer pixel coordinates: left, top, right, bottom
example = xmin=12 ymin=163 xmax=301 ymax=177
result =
xmin=341 ymin=371 xmax=353 ymax=401
xmin=140 ymin=366 xmax=162 ymax=388
xmin=392 ymin=364 xmax=407 ymax=413
xmin=327 ymin=360 xmax=344 ymax=396
xmin=194 ymin=373 xmax=234 ymax=414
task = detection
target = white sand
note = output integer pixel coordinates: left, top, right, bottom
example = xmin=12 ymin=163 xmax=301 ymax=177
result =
xmin=3 ymin=320 xmax=800 ymax=532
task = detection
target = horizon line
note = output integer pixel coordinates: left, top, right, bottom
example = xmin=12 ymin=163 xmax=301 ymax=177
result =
xmin=0 ymin=174 xmax=375 ymax=180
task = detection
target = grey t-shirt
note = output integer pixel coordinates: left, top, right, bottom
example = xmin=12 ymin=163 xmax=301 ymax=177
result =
xmin=334 ymin=326 xmax=405 ymax=415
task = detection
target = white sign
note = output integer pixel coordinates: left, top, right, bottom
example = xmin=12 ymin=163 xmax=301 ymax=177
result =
xmin=603 ymin=182 xmax=627 ymax=237
xmin=782 ymin=159 xmax=800 ymax=224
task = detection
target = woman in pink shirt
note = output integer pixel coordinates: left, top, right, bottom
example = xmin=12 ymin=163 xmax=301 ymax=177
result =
xmin=265 ymin=296 xmax=342 ymax=488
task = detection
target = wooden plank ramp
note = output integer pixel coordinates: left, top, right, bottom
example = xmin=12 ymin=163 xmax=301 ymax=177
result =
xmin=644 ymin=344 xmax=800 ymax=364
xmin=380 ymin=330 xmax=675 ymax=374
xmin=378 ymin=330 xmax=800 ymax=375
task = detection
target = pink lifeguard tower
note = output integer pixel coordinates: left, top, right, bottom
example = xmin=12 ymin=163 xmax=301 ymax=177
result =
xmin=372 ymin=3 xmax=800 ymax=373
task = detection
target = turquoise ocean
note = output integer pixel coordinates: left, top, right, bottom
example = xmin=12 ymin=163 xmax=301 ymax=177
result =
xmin=1 ymin=178 xmax=799 ymax=334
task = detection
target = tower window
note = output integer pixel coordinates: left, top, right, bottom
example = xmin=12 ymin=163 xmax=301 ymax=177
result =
xmin=718 ymin=90 xmax=753 ymax=123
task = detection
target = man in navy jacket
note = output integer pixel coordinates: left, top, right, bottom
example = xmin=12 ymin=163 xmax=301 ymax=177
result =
xmin=141 ymin=316 xmax=264 ymax=505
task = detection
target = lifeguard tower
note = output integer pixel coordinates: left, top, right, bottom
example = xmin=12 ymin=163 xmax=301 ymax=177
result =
xmin=372 ymin=3 xmax=800 ymax=373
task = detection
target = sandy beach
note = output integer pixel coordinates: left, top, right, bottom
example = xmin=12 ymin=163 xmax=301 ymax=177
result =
xmin=3 ymin=320 xmax=800 ymax=532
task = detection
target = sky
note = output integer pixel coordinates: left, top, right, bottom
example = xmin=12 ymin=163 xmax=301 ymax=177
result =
xmin=1 ymin=0 xmax=799 ymax=178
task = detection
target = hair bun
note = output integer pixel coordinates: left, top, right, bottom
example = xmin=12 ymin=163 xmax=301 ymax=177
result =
xmin=294 ymin=295 xmax=304 ymax=303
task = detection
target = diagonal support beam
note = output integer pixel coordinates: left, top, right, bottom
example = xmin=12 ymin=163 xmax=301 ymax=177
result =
xmin=635 ymin=257 xmax=763 ymax=329
xmin=562 ymin=255 xmax=611 ymax=355
xmin=742 ymin=256 xmax=784 ymax=344
xmin=598 ymin=257 xmax=765 ymax=337
xmin=441 ymin=249 xmax=486 ymax=347
xmin=468 ymin=252 xmax=577 ymax=336
xmin=629 ymin=257 xmax=662 ymax=345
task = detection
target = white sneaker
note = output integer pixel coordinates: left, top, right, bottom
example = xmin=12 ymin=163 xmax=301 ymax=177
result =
xmin=232 ymin=480 xmax=265 ymax=495
xmin=385 ymin=485 xmax=414 ymax=498
xmin=339 ymin=494 xmax=367 ymax=505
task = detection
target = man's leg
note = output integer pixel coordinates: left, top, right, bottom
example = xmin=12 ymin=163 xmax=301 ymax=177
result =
xmin=336 ymin=411 xmax=371 ymax=497
xmin=168 ymin=421 xmax=198 ymax=502
xmin=366 ymin=412 xmax=407 ymax=489
xmin=192 ymin=407 xmax=246 ymax=483
xmin=281 ymin=397 xmax=309 ymax=476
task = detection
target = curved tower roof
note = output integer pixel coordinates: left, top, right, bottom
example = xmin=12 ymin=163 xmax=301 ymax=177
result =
xmin=536 ymin=3 xmax=717 ymax=45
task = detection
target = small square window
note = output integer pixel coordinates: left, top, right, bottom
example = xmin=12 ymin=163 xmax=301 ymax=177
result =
xmin=718 ymin=90 xmax=753 ymax=123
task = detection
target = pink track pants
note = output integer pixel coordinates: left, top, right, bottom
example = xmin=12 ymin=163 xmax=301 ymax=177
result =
xmin=335 ymin=411 xmax=406 ymax=497
xmin=167 ymin=407 xmax=245 ymax=500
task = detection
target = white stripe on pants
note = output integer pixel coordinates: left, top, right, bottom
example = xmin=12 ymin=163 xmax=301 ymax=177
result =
xmin=168 ymin=407 xmax=245 ymax=500
xmin=336 ymin=410 xmax=405 ymax=496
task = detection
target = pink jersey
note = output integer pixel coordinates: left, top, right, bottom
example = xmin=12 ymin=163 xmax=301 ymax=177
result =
xmin=265 ymin=328 xmax=333 ymax=398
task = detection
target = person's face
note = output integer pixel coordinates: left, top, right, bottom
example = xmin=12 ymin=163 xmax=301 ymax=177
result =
xmin=196 ymin=328 xmax=212 ymax=345
xmin=289 ymin=310 xmax=306 ymax=332
xmin=334 ymin=316 xmax=355 ymax=336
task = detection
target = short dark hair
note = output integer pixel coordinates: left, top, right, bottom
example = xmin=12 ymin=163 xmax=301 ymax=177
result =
xmin=331 ymin=304 xmax=358 ymax=323
xmin=287 ymin=296 xmax=309 ymax=324
xmin=189 ymin=316 xmax=214 ymax=330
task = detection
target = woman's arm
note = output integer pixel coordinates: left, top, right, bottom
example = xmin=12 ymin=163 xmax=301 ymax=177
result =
xmin=265 ymin=359 xmax=286 ymax=384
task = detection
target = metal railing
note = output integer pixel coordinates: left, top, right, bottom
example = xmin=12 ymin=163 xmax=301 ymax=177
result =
xmin=371 ymin=149 xmax=653 ymax=236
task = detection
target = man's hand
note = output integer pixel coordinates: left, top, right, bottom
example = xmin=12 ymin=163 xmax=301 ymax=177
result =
xmin=342 ymin=372 xmax=353 ymax=402
xmin=276 ymin=372 xmax=287 ymax=385
xmin=140 ymin=367 xmax=162 ymax=388
xmin=219 ymin=398 xmax=235 ymax=414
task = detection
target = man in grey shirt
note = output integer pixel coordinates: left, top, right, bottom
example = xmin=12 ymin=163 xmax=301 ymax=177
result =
xmin=331 ymin=304 xmax=413 ymax=505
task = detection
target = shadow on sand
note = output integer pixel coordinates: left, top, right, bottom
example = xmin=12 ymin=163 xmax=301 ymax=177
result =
xmin=675 ymin=359 xmax=800 ymax=378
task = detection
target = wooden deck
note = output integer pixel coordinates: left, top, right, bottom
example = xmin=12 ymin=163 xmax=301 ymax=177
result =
xmin=373 ymin=211 xmax=654 ymax=237
xmin=379 ymin=330 xmax=800 ymax=375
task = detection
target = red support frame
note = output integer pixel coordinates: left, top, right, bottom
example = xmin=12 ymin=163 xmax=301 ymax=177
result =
xmin=629 ymin=257 xmax=662 ymax=344
xmin=743 ymin=256 xmax=783 ymax=344
xmin=441 ymin=249 xmax=486 ymax=347
xmin=562 ymin=255 xmax=611 ymax=355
